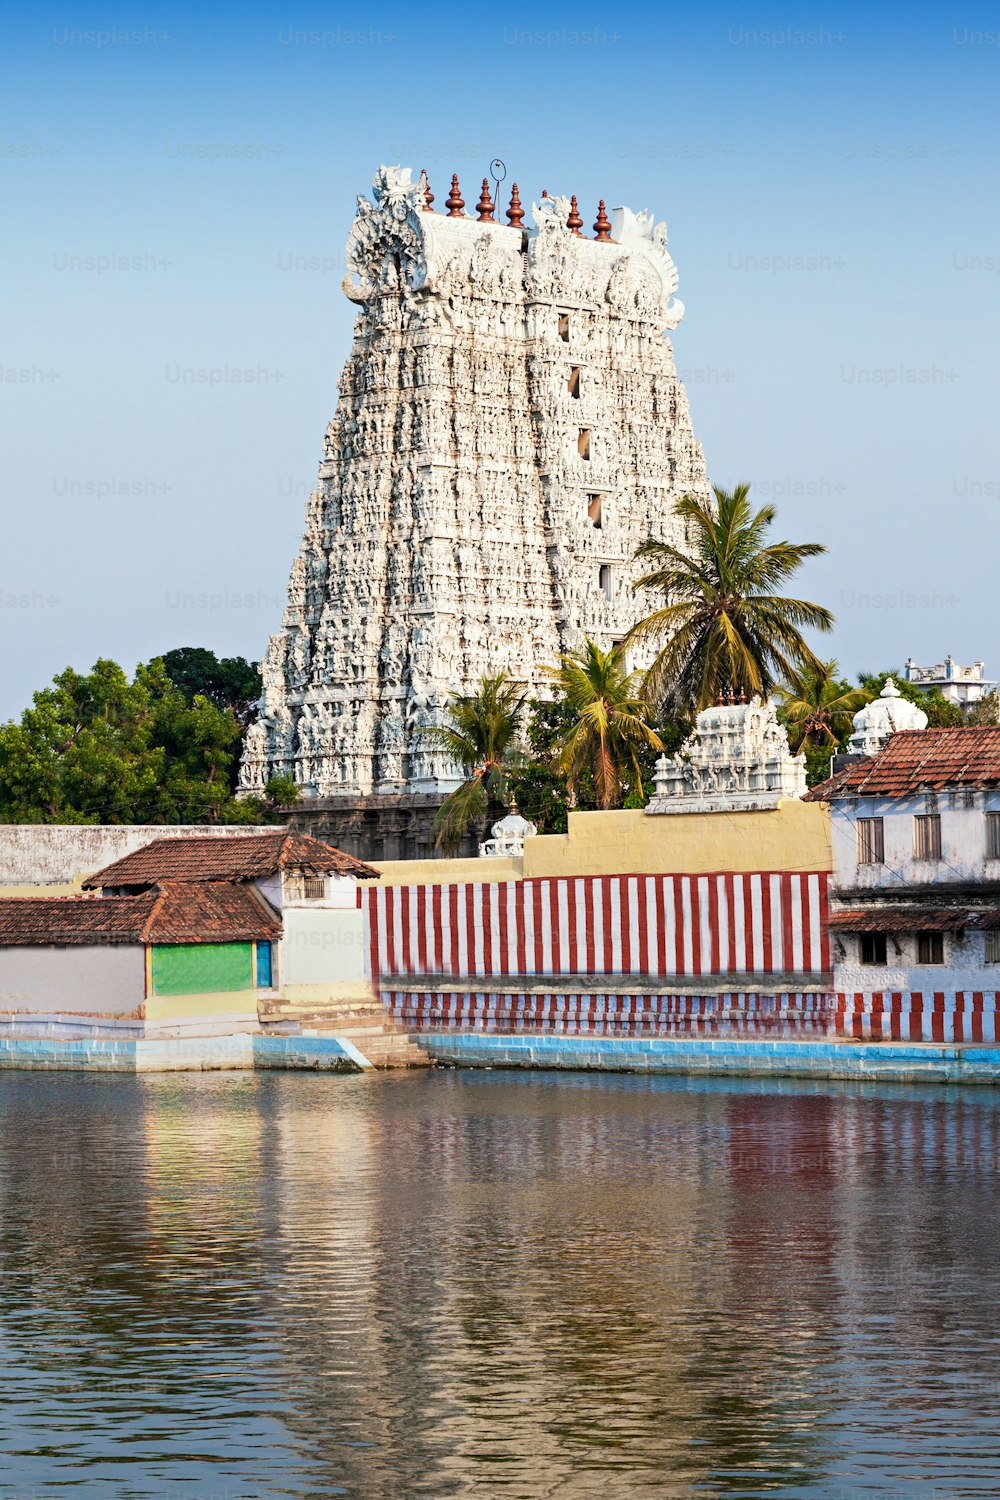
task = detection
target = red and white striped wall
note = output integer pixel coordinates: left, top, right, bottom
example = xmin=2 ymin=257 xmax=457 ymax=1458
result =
xmin=364 ymin=871 xmax=831 ymax=982
xmin=837 ymin=991 xmax=1000 ymax=1044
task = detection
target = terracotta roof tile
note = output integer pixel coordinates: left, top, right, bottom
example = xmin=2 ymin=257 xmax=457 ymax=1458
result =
xmin=829 ymin=905 xmax=979 ymax=933
xmin=804 ymin=728 xmax=1000 ymax=800
xmin=0 ymin=882 xmax=281 ymax=947
xmin=83 ymin=830 xmax=380 ymax=889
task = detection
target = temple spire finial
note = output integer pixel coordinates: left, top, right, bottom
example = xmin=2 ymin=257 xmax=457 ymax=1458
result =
xmin=420 ymin=168 xmax=435 ymax=213
xmin=476 ymin=178 xmax=496 ymax=223
xmin=506 ymin=182 xmax=524 ymax=228
xmin=445 ymin=174 xmax=465 ymax=217
xmin=593 ymin=200 xmax=612 ymax=241
xmin=567 ymin=195 xmax=584 ymax=235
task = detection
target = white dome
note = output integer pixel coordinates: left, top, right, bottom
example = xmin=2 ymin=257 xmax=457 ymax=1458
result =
xmin=848 ymin=678 xmax=928 ymax=757
xmin=490 ymin=810 xmax=536 ymax=840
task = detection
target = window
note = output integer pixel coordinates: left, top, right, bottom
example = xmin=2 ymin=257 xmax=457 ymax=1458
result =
xmin=986 ymin=930 xmax=1000 ymax=964
xmin=256 ymin=941 xmax=273 ymax=988
xmin=598 ymin=564 xmax=612 ymax=599
xmin=587 ymin=493 xmax=603 ymax=529
xmin=286 ymin=873 xmax=326 ymax=901
xmin=860 ymin=932 xmax=887 ymax=965
xmin=914 ymin=814 xmax=942 ymax=861
xmin=917 ymin=932 xmax=945 ymax=965
xmin=857 ymin=817 xmax=885 ymax=865
xmin=558 ymin=312 xmax=570 ymax=342
xmin=987 ymin=813 xmax=1000 ymax=859
xmin=567 ymin=367 xmax=581 ymax=398
xmin=577 ymin=429 xmax=591 ymax=461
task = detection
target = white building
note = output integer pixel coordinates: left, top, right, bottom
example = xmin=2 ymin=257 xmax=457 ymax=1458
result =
xmin=84 ymin=830 xmax=380 ymax=1004
xmin=807 ymin=728 xmax=1000 ymax=998
xmin=903 ymin=656 xmax=996 ymax=707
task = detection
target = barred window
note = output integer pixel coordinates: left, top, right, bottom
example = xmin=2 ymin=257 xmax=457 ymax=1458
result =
xmin=285 ymin=874 xmax=326 ymax=901
xmin=986 ymin=930 xmax=1000 ymax=964
xmin=860 ymin=932 xmax=887 ymax=965
xmin=857 ymin=817 xmax=884 ymax=865
xmin=987 ymin=813 xmax=1000 ymax=860
xmin=914 ymin=814 xmax=942 ymax=861
xmin=917 ymin=932 xmax=945 ymax=965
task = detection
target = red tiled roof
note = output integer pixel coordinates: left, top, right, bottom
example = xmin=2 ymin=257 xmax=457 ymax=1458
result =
xmin=0 ymin=882 xmax=281 ymax=947
xmin=829 ymin=905 xmax=979 ymax=933
xmin=804 ymin=728 xmax=1000 ymax=800
xmin=83 ymin=830 xmax=380 ymax=889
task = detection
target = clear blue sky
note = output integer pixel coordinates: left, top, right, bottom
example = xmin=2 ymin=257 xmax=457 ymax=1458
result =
xmin=3 ymin=1 xmax=999 ymax=716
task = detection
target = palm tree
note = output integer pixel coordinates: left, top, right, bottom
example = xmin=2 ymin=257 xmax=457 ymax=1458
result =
xmin=775 ymin=660 xmax=869 ymax=753
xmin=626 ymin=483 xmax=834 ymax=715
xmin=429 ymin=673 xmax=527 ymax=851
xmin=543 ymin=640 xmax=663 ymax=810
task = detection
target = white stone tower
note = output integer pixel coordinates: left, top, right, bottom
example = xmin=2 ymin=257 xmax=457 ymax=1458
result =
xmin=239 ymin=164 xmax=710 ymax=814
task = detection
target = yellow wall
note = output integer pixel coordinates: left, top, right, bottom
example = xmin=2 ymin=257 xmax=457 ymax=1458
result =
xmin=0 ymin=882 xmax=81 ymax=899
xmin=375 ymin=855 xmax=522 ymax=887
xmin=375 ymin=799 xmax=831 ymax=887
xmin=142 ymin=990 xmax=260 ymax=1021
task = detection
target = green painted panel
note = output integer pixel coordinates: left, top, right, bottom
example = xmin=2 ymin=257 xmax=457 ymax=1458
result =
xmin=151 ymin=943 xmax=253 ymax=996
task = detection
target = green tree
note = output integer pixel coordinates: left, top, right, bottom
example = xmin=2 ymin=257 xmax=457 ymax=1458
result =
xmin=542 ymin=640 xmax=664 ymax=810
xmin=627 ymin=483 xmax=833 ymax=715
xmin=967 ymin=691 xmax=1000 ymax=726
xmin=428 ymin=674 xmax=527 ymax=851
xmin=776 ymin=660 xmax=870 ymax=754
xmin=0 ymin=657 xmax=263 ymax=825
xmin=160 ymin=647 xmax=261 ymax=729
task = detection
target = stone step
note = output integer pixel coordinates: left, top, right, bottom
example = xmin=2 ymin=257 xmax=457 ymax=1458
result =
xmin=299 ymin=1029 xmax=430 ymax=1068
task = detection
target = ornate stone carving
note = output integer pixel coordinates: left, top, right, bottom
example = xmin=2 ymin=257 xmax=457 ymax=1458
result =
xmin=646 ymin=699 xmax=807 ymax=815
xmin=239 ymin=164 xmax=711 ymax=802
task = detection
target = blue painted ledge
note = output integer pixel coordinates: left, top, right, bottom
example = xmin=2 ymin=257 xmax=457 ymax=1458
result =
xmin=417 ymin=1032 xmax=1000 ymax=1085
xmin=0 ymin=1034 xmax=364 ymax=1073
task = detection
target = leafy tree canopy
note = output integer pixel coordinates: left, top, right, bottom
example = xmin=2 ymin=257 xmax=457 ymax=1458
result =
xmin=0 ymin=653 xmax=275 ymax=825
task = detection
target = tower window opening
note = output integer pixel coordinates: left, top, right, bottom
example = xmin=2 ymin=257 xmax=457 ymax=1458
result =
xmin=599 ymin=564 xmax=612 ymax=598
xmin=578 ymin=429 xmax=591 ymax=461
xmin=587 ymin=493 xmax=603 ymax=529
xmin=558 ymin=312 xmax=570 ymax=342
xmin=567 ymin=366 xmax=581 ymax=398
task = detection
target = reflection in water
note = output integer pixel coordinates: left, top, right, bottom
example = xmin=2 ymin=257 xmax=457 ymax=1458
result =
xmin=0 ymin=1072 xmax=999 ymax=1496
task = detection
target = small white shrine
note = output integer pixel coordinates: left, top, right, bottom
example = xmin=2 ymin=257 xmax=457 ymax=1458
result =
xmin=479 ymin=807 xmax=538 ymax=858
xmin=847 ymin=678 xmax=927 ymax=758
xmin=646 ymin=696 xmax=806 ymax=815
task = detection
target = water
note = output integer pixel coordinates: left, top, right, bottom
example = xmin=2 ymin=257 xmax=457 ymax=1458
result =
xmin=1 ymin=1070 xmax=999 ymax=1498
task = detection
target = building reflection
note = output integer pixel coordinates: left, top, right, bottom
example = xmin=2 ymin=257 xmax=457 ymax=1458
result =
xmin=0 ymin=1072 xmax=999 ymax=1496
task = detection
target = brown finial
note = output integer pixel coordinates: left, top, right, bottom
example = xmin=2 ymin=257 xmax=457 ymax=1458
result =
xmin=567 ymin=195 xmax=584 ymax=235
xmin=593 ymin=200 xmax=612 ymax=241
xmin=506 ymin=182 xmax=524 ymax=228
xmin=476 ymin=178 xmax=495 ymax=223
xmin=420 ymin=169 xmax=435 ymax=212
xmin=445 ymin=174 xmax=465 ymax=217
xmin=541 ymin=188 xmax=548 ymax=198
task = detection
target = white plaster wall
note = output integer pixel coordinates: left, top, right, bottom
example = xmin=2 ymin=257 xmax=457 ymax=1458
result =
xmin=830 ymin=790 xmax=1000 ymax=891
xmin=280 ymin=907 xmax=367 ymax=986
xmin=0 ymin=825 xmax=276 ymax=888
xmin=0 ymin=945 xmax=146 ymax=1014
xmin=255 ymin=874 xmax=283 ymax=911
xmin=834 ymin=928 xmax=1000 ymax=994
